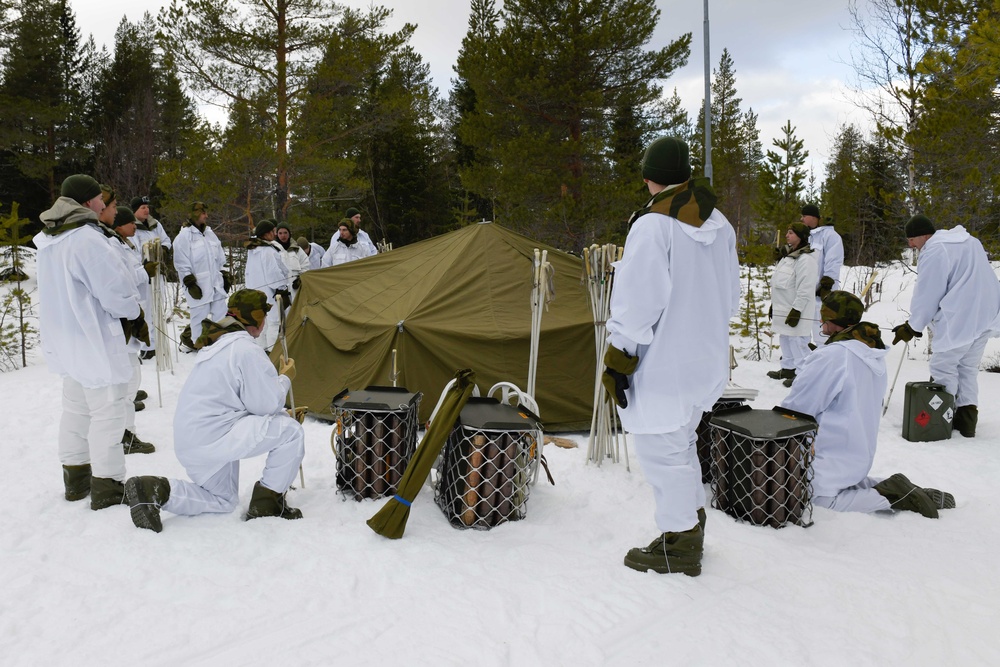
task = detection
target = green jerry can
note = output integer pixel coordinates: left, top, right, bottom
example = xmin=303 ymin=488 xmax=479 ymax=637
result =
xmin=901 ymin=381 xmax=955 ymax=442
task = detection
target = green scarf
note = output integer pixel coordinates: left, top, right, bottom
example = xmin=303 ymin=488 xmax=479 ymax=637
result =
xmin=826 ymin=321 xmax=886 ymax=350
xmin=628 ymin=177 xmax=718 ymax=229
xmin=194 ymin=316 xmax=247 ymax=349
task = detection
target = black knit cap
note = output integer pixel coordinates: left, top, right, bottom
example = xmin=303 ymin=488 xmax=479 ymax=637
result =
xmin=345 ymin=207 xmax=360 ymax=218
xmin=60 ymin=174 xmax=102 ymax=205
xmin=820 ymin=290 xmax=864 ymax=327
xmin=905 ymin=214 xmax=935 ymax=238
xmin=641 ymin=137 xmax=691 ymax=186
xmin=112 ymin=206 xmax=136 ymax=229
xmin=801 ymin=203 xmax=820 ymax=218
xmin=130 ymin=196 xmax=149 ymax=211
xmin=255 ymin=219 xmax=277 ymax=237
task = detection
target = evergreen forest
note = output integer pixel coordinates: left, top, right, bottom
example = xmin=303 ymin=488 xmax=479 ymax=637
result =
xmin=1 ymin=0 xmax=997 ymax=261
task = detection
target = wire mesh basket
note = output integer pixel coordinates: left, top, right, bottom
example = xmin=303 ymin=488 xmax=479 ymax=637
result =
xmin=709 ymin=406 xmax=816 ymax=528
xmin=331 ymin=386 xmax=422 ymax=501
xmin=696 ymin=398 xmax=748 ymax=483
xmin=434 ymin=397 xmax=542 ymax=530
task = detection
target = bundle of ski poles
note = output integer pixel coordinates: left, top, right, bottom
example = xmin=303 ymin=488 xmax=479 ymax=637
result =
xmin=582 ymin=243 xmax=627 ymax=469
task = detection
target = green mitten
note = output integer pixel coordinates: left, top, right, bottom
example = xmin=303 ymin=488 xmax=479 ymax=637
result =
xmin=602 ymin=345 xmax=639 ymax=409
xmin=816 ymin=275 xmax=834 ymax=298
xmin=183 ymin=274 xmax=202 ymax=300
xmin=785 ymin=308 xmax=801 ymax=327
xmin=891 ymin=321 xmax=921 ymax=345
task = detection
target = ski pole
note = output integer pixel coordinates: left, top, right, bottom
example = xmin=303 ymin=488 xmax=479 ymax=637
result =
xmin=276 ymin=293 xmax=305 ymax=488
xmin=883 ymin=341 xmax=908 ymax=416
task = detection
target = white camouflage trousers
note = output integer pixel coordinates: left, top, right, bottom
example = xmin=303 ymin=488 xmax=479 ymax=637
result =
xmin=59 ymin=377 xmax=128 ymax=480
xmin=929 ymin=330 xmax=992 ymax=407
xmin=164 ymin=415 xmax=304 ymax=516
xmin=813 ymin=476 xmax=891 ymax=513
xmin=632 ymin=409 xmax=706 ymax=533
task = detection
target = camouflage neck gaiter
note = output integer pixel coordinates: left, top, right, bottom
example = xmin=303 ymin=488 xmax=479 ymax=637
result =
xmin=825 ymin=321 xmax=886 ymax=350
xmin=194 ymin=316 xmax=247 ymax=349
xmin=628 ymin=177 xmax=719 ymax=229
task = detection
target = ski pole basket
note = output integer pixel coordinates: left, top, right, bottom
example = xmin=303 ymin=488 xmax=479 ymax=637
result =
xmin=331 ymin=386 xmax=422 ymax=501
xmin=434 ymin=396 xmax=542 ymax=530
xmin=708 ymin=405 xmax=816 ymax=528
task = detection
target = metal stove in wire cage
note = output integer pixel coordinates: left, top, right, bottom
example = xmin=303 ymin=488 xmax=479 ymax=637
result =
xmin=330 ymin=386 xmax=422 ymax=501
xmin=708 ymin=405 xmax=816 ymax=529
xmin=434 ymin=395 xmax=542 ymax=530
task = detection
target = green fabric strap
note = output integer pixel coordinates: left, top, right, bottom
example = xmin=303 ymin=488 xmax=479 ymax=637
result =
xmin=826 ymin=321 xmax=885 ymax=350
xmin=629 ymin=177 xmax=718 ymax=229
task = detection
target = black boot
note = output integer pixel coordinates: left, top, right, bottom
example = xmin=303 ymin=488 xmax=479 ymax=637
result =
xmin=123 ymin=429 xmax=156 ymax=455
xmin=135 ymin=389 xmax=148 ymax=401
xmin=63 ymin=464 xmax=92 ymax=501
xmin=953 ymin=405 xmax=978 ymax=438
xmin=134 ymin=400 xmax=146 ymax=412
xmin=874 ymin=473 xmax=939 ymax=519
xmin=90 ymin=477 xmax=126 ymax=510
xmin=125 ymin=476 xmax=171 ymax=533
xmin=697 ymin=507 xmax=707 ymax=532
xmin=766 ymin=368 xmax=795 ymax=381
xmin=624 ymin=525 xmax=704 ymax=576
xmin=245 ymin=482 xmax=303 ymax=521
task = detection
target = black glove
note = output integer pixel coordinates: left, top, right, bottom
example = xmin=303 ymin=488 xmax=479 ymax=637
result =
xmin=773 ymin=245 xmax=788 ymax=261
xmin=183 ymin=274 xmax=202 ymax=300
xmin=601 ymin=345 xmax=639 ymax=409
xmin=292 ymin=276 xmax=301 ymax=290
xmin=768 ymin=304 xmax=773 ymax=321
xmin=785 ymin=308 xmax=801 ymax=328
xmin=221 ymin=270 xmax=232 ymax=292
xmin=816 ymin=275 xmax=834 ymax=298
xmin=892 ymin=321 xmax=922 ymax=345
xmin=274 ymin=287 xmax=292 ymax=307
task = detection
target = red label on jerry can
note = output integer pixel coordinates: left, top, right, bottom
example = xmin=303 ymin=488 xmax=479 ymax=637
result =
xmin=915 ymin=411 xmax=931 ymax=428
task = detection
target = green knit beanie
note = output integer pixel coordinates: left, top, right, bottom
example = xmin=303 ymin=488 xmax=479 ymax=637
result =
xmin=60 ymin=175 xmax=102 ymax=205
xmin=345 ymin=207 xmax=360 ymax=218
xmin=641 ymin=137 xmax=691 ymax=186
xmin=276 ymin=222 xmax=291 ymax=232
xmin=255 ymin=219 xmax=277 ymax=237
xmin=905 ymin=214 xmax=935 ymax=238
xmin=788 ymin=222 xmax=810 ymax=245
xmin=113 ymin=206 xmax=136 ymax=229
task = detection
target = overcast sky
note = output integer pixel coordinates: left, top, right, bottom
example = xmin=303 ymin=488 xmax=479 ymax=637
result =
xmin=80 ymin=0 xmax=872 ymax=176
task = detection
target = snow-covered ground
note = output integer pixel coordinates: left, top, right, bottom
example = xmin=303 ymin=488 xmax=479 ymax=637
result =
xmin=1 ymin=255 xmax=999 ymax=666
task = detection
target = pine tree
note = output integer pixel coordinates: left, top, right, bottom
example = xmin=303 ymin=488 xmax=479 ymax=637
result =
xmin=0 ymin=201 xmax=36 ymax=370
xmin=452 ymin=0 xmax=691 ymax=250
xmin=90 ymin=13 xmax=200 ymax=202
xmin=692 ymin=49 xmax=763 ymax=243
xmin=756 ymin=120 xmax=809 ymax=241
xmin=159 ymin=0 xmax=345 ymax=221
xmin=0 ymin=0 xmax=92 ymax=216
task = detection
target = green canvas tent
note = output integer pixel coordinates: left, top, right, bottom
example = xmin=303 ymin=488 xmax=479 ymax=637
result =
xmin=279 ymin=222 xmax=596 ymax=431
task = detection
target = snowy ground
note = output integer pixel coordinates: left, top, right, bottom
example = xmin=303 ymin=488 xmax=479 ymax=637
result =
xmin=1 ymin=256 xmax=999 ymax=666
